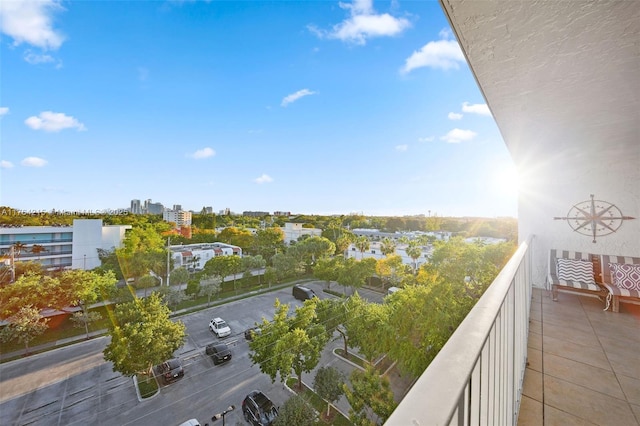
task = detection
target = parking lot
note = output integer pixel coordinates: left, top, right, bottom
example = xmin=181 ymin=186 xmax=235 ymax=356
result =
xmin=1 ymin=281 xmax=366 ymax=426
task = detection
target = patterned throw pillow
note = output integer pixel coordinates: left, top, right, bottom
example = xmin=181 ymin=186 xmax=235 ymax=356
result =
xmin=556 ymin=258 xmax=595 ymax=283
xmin=609 ymin=263 xmax=640 ymax=290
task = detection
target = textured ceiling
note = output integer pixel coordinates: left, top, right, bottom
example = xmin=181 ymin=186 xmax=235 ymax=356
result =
xmin=440 ymin=0 xmax=640 ymax=167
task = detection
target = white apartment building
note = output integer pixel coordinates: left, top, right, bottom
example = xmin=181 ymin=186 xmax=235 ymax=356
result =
xmin=163 ymin=209 xmax=192 ymax=227
xmin=346 ymin=241 xmax=433 ymax=268
xmin=169 ymin=242 xmax=242 ymax=271
xmin=280 ymin=223 xmax=322 ymax=245
xmin=0 ymin=219 xmax=131 ymax=271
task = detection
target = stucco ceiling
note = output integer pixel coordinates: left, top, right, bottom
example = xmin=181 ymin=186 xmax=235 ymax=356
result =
xmin=439 ymin=0 xmax=640 ymax=167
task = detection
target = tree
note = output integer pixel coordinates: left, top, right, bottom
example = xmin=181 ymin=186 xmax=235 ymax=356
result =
xmin=136 ymin=275 xmax=159 ymax=297
xmin=354 ymin=236 xmax=370 ymax=260
xmin=0 ymin=306 xmax=50 ymax=355
xmin=376 ymin=255 xmax=409 ymax=290
xmin=12 ymin=242 xmax=27 ymax=261
xmin=69 ymin=311 xmax=103 ymax=338
xmin=405 ymin=241 xmax=423 ymax=274
xmin=344 ymin=366 xmax=396 ymax=426
xmin=263 ymin=266 xmax=276 ymax=287
xmin=314 ymin=366 xmax=346 ymax=418
xmin=217 ymin=226 xmax=254 ymax=250
xmin=288 ymin=236 xmax=336 ymax=273
xmin=199 ymin=275 xmax=221 ymax=306
xmin=248 ymin=299 xmax=327 ymax=390
xmin=241 ymin=255 xmax=267 ymax=285
xmin=380 ymin=238 xmax=396 ymax=257
xmin=29 ymin=244 xmax=47 ymax=260
xmin=315 ymin=296 xmax=362 ymax=356
xmin=156 ymin=286 xmax=187 ymax=312
xmin=204 ymin=255 xmax=242 ymax=293
xmin=252 ymin=227 xmax=285 ymax=262
xmin=271 ymin=253 xmax=299 ymax=281
xmin=185 ymin=279 xmax=200 ymax=297
xmin=59 ymin=269 xmax=117 ymax=339
xmin=273 ymin=395 xmax=316 ymax=426
xmin=169 ymin=267 xmax=189 ymax=286
xmin=344 ymin=298 xmax=387 ymax=363
xmin=313 ymin=256 xmax=344 ymax=290
xmin=0 ymin=273 xmax=63 ymax=320
xmin=103 ymin=293 xmax=186 ymax=376
xmin=337 ymin=258 xmax=376 ymax=295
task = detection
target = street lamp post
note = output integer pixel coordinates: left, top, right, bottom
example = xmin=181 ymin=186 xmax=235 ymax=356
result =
xmin=211 ymin=405 xmax=235 ymax=426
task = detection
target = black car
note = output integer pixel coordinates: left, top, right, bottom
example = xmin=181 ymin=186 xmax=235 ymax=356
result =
xmin=244 ymin=326 xmax=260 ymax=341
xmin=242 ymin=390 xmax=278 ymax=426
xmin=157 ymin=358 xmax=184 ymax=384
xmin=292 ymin=284 xmax=316 ymax=301
xmin=205 ymin=342 xmax=232 ymax=365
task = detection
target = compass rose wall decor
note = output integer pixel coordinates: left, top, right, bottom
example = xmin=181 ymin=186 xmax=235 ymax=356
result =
xmin=554 ymin=194 xmax=636 ymax=243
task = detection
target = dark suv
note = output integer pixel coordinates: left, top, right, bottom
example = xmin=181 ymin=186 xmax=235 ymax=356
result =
xmin=242 ymin=390 xmax=278 ymax=426
xmin=205 ymin=342 xmax=232 ymax=365
xmin=292 ymin=284 xmax=316 ymax=301
xmin=157 ymin=358 xmax=184 ymax=384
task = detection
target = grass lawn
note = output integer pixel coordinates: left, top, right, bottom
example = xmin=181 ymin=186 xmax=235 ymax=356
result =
xmin=285 ymin=377 xmax=352 ymax=426
xmin=136 ymin=373 xmax=159 ymax=399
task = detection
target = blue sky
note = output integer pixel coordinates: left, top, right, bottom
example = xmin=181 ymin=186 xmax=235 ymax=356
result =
xmin=0 ymin=0 xmax=518 ymax=218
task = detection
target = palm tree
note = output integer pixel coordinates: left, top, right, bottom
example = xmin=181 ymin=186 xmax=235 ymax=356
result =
xmin=380 ymin=237 xmax=396 ymax=257
xmin=354 ymin=236 xmax=370 ymax=260
xmin=405 ymin=242 xmax=423 ymax=274
xmin=12 ymin=242 xmax=26 ymax=260
xmin=30 ymin=244 xmax=47 ymax=261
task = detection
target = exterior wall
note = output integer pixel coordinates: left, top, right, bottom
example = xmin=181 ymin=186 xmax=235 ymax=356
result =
xmin=281 ymin=223 xmax=322 ymax=245
xmin=518 ymin=147 xmax=640 ymax=287
xmin=163 ymin=209 xmax=192 ymax=226
xmin=71 ymin=219 xmax=103 ymax=270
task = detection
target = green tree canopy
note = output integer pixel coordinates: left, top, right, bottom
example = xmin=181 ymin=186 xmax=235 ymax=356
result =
xmin=103 ymin=293 xmax=186 ymax=376
xmin=273 ymin=395 xmax=316 ymax=426
xmin=313 ymin=366 xmax=346 ymax=418
xmin=0 ymin=305 xmax=50 ymax=355
xmin=344 ymin=365 xmax=397 ymax=426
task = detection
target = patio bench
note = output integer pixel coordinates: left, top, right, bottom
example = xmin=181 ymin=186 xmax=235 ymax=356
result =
xmin=599 ymin=255 xmax=640 ymax=313
xmin=548 ymin=249 xmax=607 ymax=305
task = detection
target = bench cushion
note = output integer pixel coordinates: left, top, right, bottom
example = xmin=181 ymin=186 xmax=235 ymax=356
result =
xmin=556 ymin=258 xmax=596 ymax=284
xmin=601 ymin=283 xmax=640 ymax=298
xmin=609 ymin=263 xmax=640 ymax=291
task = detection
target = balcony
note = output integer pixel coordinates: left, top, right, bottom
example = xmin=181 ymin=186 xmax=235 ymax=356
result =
xmin=386 ymin=238 xmax=639 ymax=425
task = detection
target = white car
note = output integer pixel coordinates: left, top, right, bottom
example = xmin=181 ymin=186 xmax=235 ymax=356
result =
xmin=209 ymin=317 xmax=231 ymax=338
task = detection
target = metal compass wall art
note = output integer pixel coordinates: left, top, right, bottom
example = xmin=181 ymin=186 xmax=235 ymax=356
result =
xmin=554 ymin=194 xmax=635 ymax=243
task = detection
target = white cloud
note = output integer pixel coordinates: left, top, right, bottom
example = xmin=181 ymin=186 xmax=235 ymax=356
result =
xmin=23 ymin=50 xmax=53 ymax=63
xmin=21 ymin=157 xmax=48 ymax=167
xmin=401 ymin=39 xmax=465 ymax=74
xmin=448 ymin=112 xmax=463 ymax=120
xmin=281 ymin=89 xmax=317 ymax=107
xmin=1 ymin=160 xmax=14 ymax=168
xmin=254 ymin=174 xmax=273 ymax=184
xmin=309 ymin=0 xmax=410 ymax=45
xmin=418 ymin=136 xmax=434 ymax=142
xmin=0 ymin=0 xmax=65 ymax=50
xmin=24 ymin=111 xmax=86 ymax=132
xmin=462 ymin=102 xmax=492 ymax=116
xmin=188 ymin=147 xmax=215 ymax=159
xmin=395 ymin=144 xmax=408 ymax=152
xmin=0 ymin=107 xmax=8 ymax=116
xmin=440 ymin=128 xmax=477 ymax=144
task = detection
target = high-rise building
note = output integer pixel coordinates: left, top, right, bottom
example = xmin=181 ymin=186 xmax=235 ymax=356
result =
xmin=130 ymin=199 xmax=142 ymax=214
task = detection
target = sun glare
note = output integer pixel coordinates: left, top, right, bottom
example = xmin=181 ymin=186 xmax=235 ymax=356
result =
xmin=493 ymin=164 xmax=520 ymax=197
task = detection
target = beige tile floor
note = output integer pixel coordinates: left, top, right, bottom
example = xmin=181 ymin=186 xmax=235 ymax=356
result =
xmin=518 ymin=289 xmax=640 ymax=425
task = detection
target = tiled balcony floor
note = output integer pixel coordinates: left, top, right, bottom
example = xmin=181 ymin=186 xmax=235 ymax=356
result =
xmin=518 ymin=288 xmax=640 ymax=425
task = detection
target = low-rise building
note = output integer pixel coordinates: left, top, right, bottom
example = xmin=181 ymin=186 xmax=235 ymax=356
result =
xmin=280 ymin=223 xmax=322 ymax=245
xmin=169 ymin=242 xmax=242 ymax=271
xmin=0 ymin=219 xmax=131 ymax=271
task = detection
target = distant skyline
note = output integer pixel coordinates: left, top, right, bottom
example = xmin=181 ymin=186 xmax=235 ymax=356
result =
xmin=0 ymin=0 xmax=519 ymax=218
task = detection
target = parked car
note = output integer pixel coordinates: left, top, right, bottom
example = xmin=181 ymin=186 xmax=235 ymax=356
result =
xmin=205 ymin=342 xmax=232 ymax=365
xmin=242 ymin=390 xmax=278 ymax=426
xmin=157 ymin=358 xmax=184 ymax=384
xmin=178 ymin=420 xmax=201 ymax=426
xmin=244 ymin=326 xmax=260 ymax=341
xmin=209 ymin=317 xmax=231 ymax=338
xmin=292 ymin=284 xmax=317 ymax=301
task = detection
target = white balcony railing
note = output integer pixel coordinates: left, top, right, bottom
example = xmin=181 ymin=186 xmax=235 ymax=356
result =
xmin=386 ymin=236 xmax=533 ymax=425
